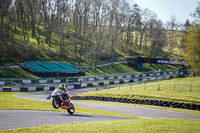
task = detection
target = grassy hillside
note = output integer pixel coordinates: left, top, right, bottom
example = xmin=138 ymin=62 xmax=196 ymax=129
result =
xmin=0 ymin=23 xmax=184 ymax=79
xmin=0 ymin=63 xmax=182 ymax=78
xmin=0 ymin=21 xmax=183 ymax=66
xmin=0 ymin=67 xmax=38 ymax=78
xmin=85 ymin=63 xmax=182 ymax=76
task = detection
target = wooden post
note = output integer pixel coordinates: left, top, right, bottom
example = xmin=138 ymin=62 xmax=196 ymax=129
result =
xmin=174 ymin=84 xmax=175 ymax=91
xmin=158 ymin=83 xmax=160 ymax=91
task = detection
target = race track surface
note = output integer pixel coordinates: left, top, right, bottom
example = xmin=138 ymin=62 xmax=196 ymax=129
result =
xmin=15 ymin=91 xmax=200 ymax=119
xmin=0 ymin=110 xmax=130 ymax=130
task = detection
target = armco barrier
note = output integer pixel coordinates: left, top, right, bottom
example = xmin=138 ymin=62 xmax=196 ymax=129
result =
xmin=72 ymin=96 xmax=200 ymax=111
xmin=0 ymin=69 xmax=188 ymax=92
xmin=0 ymin=70 xmax=187 ymax=86
xmin=0 ymin=86 xmax=55 ymax=92
xmin=0 ymin=72 xmax=179 ymax=92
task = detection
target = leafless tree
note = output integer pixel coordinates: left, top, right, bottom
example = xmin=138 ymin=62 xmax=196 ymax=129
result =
xmin=166 ymin=15 xmax=179 ymax=53
xmin=139 ymin=8 xmax=156 ymax=49
xmin=147 ymin=19 xmax=167 ymax=56
xmin=0 ymin=0 xmax=12 ymax=37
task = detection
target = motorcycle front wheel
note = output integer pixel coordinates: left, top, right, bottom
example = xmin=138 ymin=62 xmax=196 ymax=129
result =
xmin=52 ymin=98 xmax=60 ymax=109
xmin=67 ymin=103 xmax=75 ymax=115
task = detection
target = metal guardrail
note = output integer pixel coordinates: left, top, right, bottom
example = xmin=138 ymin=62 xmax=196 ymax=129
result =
xmin=0 ymin=69 xmax=188 ymax=91
xmin=0 ymin=69 xmax=188 ymax=87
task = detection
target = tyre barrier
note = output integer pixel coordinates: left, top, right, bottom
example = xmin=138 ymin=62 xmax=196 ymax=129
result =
xmin=72 ymin=96 xmax=200 ymax=111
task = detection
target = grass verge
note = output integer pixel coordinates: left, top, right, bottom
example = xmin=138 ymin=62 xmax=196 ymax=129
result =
xmin=1 ymin=119 xmax=200 ymax=133
xmin=0 ymin=92 xmax=137 ymax=119
xmin=79 ymin=77 xmax=200 ymax=105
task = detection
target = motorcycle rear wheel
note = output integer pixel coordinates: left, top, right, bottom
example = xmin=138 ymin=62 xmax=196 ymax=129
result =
xmin=67 ymin=103 xmax=75 ymax=115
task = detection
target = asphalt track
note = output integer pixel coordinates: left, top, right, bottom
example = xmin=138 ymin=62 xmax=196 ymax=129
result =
xmin=2 ymin=88 xmax=200 ymax=130
xmin=0 ymin=110 xmax=130 ymax=130
xmin=15 ymin=90 xmax=200 ymax=119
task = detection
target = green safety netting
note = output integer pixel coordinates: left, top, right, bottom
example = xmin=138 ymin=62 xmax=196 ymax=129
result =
xmin=58 ymin=63 xmax=79 ymax=72
xmin=38 ymin=62 xmax=65 ymax=72
xmin=24 ymin=62 xmax=49 ymax=72
xmin=23 ymin=62 xmax=83 ymax=72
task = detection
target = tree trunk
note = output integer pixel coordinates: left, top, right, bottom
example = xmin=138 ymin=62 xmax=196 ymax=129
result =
xmin=30 ymin=15 xmax=35 ymax=38
xmin=0 ymin=17 xmax=4 ymax=39
xmin=139 ymin=26 xmax=146 ymax=49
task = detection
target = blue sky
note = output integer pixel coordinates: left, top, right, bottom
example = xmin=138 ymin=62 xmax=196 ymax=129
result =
xmin=127 ymin=0 xmax=199 ymax=23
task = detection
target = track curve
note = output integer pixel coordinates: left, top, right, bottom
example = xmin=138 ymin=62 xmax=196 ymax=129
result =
xmin=15 ymin=91 xmax=200 ymax=119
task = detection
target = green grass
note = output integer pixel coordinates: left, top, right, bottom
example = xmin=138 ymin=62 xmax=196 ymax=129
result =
xmin=1 ymin=119 xmax=200 ymax=133
xmin=85 ymin=63 xmax=138 ymax=75
xmin=83 ymin=63 xmax=181 ymax=76
xmin=0 ymin=92 xmax=137 ymax=119
xmin=80 ymin=77 xmax=200 ymax=105
xmin=0 ymin=68 xmax=38 ymax=78
xmin=140 ymin=63 xmax=182 ymax=72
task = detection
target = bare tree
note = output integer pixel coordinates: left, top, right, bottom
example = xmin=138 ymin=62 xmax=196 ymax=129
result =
xmin=0 ymin=0 xmax=12 ymax=37
xmin=15 ymin=0 xmax=29 ymax=42
xmin=139 ymin=8 xmax=156 ymax=49
xmin=147 ymin=19 xmax=167 ymax=56
xmin=56 ymin=0 xmax=70 ymax=57
xmin=24 ymin=0 xmax=38 ymax=38
xmin=166 ymin=15 xmax=179 ymax=53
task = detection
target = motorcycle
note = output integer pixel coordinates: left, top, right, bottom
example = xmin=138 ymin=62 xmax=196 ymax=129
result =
xmin=51 ymin=90 xmax=75 ymax=115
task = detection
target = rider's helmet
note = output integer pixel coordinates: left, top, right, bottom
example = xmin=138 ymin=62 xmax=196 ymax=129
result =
xmin=59 ymin=83 xmax=65 ymax=90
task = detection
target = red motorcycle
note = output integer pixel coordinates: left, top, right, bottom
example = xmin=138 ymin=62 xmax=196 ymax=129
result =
xmin=51 ymin=90 xmax=75 ymax=115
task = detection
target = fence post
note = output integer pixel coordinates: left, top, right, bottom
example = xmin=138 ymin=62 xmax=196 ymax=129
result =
xmin=174 ymin=84 xmax=176 ymax=91
xmin=190 ymin=84 xmax=192 ymax=92
xmin=158 ymin=83 xmax=160 ymax=91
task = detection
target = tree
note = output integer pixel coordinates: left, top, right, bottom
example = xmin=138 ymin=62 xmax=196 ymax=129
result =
xmin=147 ymin=19 xmax=167 ymax=56
xmin=192 ymin=2 xmax=200 ymax=23
xmin=139 ymin=8 xmax=156 ymax=49
xmin=130 ymin=4 xmax=142 ymax=47
xmin=91 ymin=0 xmax=109 ymax=69
xmin=0 ymin=0 xmax=12 ymax=37
xmin=166 ymin=15 xmax=179 ymax=53
xmin=25 ymin=0 xmax=38 ymax=38
xmin=184 ymin=25 xmax=200 ymax=74
xmin=15 ymin=0 xmax=29 ymax=42
xmin=184 ymin=19 xmax=190 ymax=30
xmin=56 ymin=0 xmax=70 ymax=57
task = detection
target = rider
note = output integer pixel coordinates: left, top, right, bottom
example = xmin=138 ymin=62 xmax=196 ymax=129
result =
xmin=47 ymin=83 xmax=69 ymax=100
xmin=57 ymin=83 xmax=69 ymax=101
